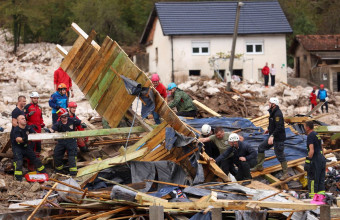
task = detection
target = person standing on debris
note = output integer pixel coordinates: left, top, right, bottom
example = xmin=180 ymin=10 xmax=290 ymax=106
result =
xmin=317 ymin=84 xmax=328 ymax=113
xmin=24 ymin=92 xmax=45 ymax=170
xmin=45 ymin=108 xmax=87 ymax=176
xmin=12 ymin=115 xmax=46 ymax=181
xmin=262 ymin=62 xmax=270 ymax=88
xmin=201 ymin=124 xmax=220 ymax=159
xmin=213 ymin=133 xmax=257 ymax=181
xmin=270 ymin=63 xmax=276 ymax=87
xmin=49 ymin=83 xmax=68 ymax=124
xmin=68 ymin=102 xmax=89 ymax=152
xmin=11 ymin=96 xmax=26 ymax=144
xmin=309 ymin=86 xmax=318 ymax=110
xmin=252 ymin=97 xmax=288 ymax=180
xmin=304 ymin=121 xmax=326 ymax=204
xmin=198 ymin=127 xmax=243 ymax=175
xmin=151 ymin=74 xmax=167 ymax=124
xmin=167 ymin=83 xmax=197 ymax=117
xmin=54 ymin=65 xmax=74 ymax=99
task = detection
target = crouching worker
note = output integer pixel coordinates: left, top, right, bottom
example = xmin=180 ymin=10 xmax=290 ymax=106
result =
xmin=12 ymin=115 xmax=46 ymax=181
xmin=167 ymin=83 xmax=197 ymax=117
xmin=213 ymin=133 xmax=257 ymax=181
xmin=45 ymin=108 xmax=86 ymax=176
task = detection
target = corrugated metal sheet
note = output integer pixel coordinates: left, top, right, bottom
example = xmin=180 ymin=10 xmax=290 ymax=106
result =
xmin=155 ymin=1 xmax=292 ymax=35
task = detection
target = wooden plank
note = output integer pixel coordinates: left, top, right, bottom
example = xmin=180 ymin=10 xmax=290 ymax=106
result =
xmin=56 ymin=45 xmax=68 ymax=57
xmin=316 ymin=126 xmax=340 ymax=133
xmin=60 ymin=36 xmax=86 ymax=73
xmin=306 ymin=102 xmax=325 ymax=117
xmin=28 ymin=126 xmax=150 ymax=141
xmin=149 ymin=206 xmax=164 ymax=220
xmin=77 ymin=148 xmax=147 ymax=177
xmin=128 ymin=109 xmax=153 ymax=132
xmin=71 ymin=22 xmax=100 ymax=50
xmin=193 ymin=100 xmax=221 ymax=117
xmin=200 ymin=152 xmax=230 ymax=182
xmin=284 ymin=116 xmax=310 ymax=123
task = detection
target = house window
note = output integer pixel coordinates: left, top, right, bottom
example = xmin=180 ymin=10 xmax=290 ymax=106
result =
xmin=192 ymin=41 xmax=210 ymax=55
xmin=189 ymin=70 xmax=201 ymax=76
xmin=246 ymin=42 xmax=263 ymax=54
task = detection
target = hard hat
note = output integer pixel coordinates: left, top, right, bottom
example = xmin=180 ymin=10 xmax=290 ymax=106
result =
xmin=151 ymin=74 xmax=160 ymax=82
xmin=30 ymin=92 xmax=39 ymax=98
xmin=228 ymin=133 xmax=239 ymax=142
xmin=201 ymin=124 xmax=211 ymax=135
xmin=57 ymin=108 xmax=68 ymax=117
xmin=269 ymin=97 xmax=279 ymax=105
xmin=68 ymin=102 xmax=77 ymax=108
xmin=320 ymin=84 xmax=324 ymax=89
xmin=58 ymin=83 xmax=67 ymax=89
xmin=167 ymin=82 xmax=177 ymax=90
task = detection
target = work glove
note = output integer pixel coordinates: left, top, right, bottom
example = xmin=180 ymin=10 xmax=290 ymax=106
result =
xmin=81 ymin=122 xmax=87 ymax=128
xmin=41 ymin=123 xmax=45 ymax=128
xmin=304 ymin=157 xmax=312 ymax=172
xmin=28 ymin=111 xmax=35 ymax=117
xmin=0 ymin=127 xmax=4 ymax=132
xmin=43 ymin=127 xmax=51 ymax=133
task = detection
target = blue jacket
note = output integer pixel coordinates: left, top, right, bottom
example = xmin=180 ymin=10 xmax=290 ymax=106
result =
xmin=49 ymin=92 xmax=68 ymax=113
xmin=317 ymin=89 xmax=327 ymax=100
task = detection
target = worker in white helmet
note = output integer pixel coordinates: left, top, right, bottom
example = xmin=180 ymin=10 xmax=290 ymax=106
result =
xmin=211 ymin=133 xmax=257 ymax=181
xmin=252 ymin=97 xmax=288 ymax=180
xmin=200 ymin=124 xmax=219 ymax=159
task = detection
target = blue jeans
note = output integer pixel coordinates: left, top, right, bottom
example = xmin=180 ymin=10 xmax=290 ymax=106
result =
xmin=152 ymin=111 xmax=161 ymax=124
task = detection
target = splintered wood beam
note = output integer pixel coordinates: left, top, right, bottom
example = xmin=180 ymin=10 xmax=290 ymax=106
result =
xmin=56 ymin=45 xmax=68 ymax=57
xmin=200 ymin=152 xmax=230 ymax=182
xmin=71 ymin=22 xmax=100 ymax=51
xmin=28 ymin=126 xmax=154 ymax=141
xmin=192 ymin=100 xmax=221 ymax=117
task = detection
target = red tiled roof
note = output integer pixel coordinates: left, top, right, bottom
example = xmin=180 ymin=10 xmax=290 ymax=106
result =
xmin=296 ymin=35 xmax=340 ymax=51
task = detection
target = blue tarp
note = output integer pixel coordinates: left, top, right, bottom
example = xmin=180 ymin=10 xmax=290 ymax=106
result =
xmin=181 ymin=117 xmax=307 ymax=167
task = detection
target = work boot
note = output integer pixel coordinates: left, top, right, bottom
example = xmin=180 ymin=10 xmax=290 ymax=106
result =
xmin=279 ymin=161 xmax=289 ymax=180
xmin=80 ymin=146 xmax=89 ymax=153
xmin=251 ymin=153 xmax=265 ymax=172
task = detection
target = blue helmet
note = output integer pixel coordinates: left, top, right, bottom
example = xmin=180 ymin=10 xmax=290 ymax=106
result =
xmin=167 ymin=82 xmax=177 ymax=90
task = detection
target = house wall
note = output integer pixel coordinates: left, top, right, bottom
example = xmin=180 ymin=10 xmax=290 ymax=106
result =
xmin=293 ymin=44 xmax=313 ymax=79
xmin=146 ymin=19 xmax=288 ymax=85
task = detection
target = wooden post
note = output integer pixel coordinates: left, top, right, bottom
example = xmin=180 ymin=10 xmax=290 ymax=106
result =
xmin=320 ymin=205 xmax=330 ymax=220
xmin=211 ymin=208 xmax=222 ymax=220
xmin=149 ymin=205 xmax=164 ymax=220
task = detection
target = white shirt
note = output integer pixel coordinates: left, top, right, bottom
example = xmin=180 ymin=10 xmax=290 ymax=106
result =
xmin=270 ymin=67 xmax=276 ymax=76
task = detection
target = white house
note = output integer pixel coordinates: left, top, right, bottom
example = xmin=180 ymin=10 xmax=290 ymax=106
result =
xmin=140 ymin=1 xmax=292 ymax=85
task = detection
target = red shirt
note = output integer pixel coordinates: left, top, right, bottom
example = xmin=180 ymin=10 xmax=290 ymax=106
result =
xmin=54 ymin=67 xmax=72 ymax=92
xmin=262 ymin=66 xmax=270 ymax=76
xmin=309 ymin=92 xmax=317 ymax=105
xmin=24 ymin=103 xmax=44 ymax=133
xmin=155 ymin=82 xmax=167 ymax=99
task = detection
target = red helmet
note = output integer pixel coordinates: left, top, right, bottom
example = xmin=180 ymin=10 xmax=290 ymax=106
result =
xmin=320 ymin=84 xmax=324 ymax=89
xmin=57 ymin=108 xmax=68 ymax=117
xmin=58 ymin=83 xmax=67 ymax=89
xmin=68 ymin=102 xmax=77 ymax=108
xmin=151 ymin=74 xmax=160 ymax=82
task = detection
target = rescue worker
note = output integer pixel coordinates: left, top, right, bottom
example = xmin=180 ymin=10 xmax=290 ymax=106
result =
xmin=252 ymin=97 xmax=288 ymax=180
xmin=198 ymin=127 xmax=243 ymax=175
xmin=49 ymin=83 xmax=68 ymax=124
xmin=68 ymin=102 xmax=89 ymax=152
xmin=213 ymin=133 xmax=257 ymax=181
xmin=262 ymin=62 xmax=270 ymax=88
xmin=304 ymin=121 xmax=326 ymax=204
xmin=151 ymin=74 xmax=167 ymax=124
xmin=24 ymin=92 xmax=45 ymax=170
xmin=45 ymin=108 xmax=86 ymax=176
xmin=54 ymin=65 xmax=74 ymax=99
xmin=317 ymin=84 xmax=328 ymax=113
xmin=201 ymin=124 xmax=219 ymax=159
xmin=167 ymin=83 xmax=197 ymax=117
xmin=11 ymin=96 xmax=26 ymax=144
xmin=309 ymin=86 xmax=317 ymax=110
xmin=12 ymin=115 xmax=46 ymax=181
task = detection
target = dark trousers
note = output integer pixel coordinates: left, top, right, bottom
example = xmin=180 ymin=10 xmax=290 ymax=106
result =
xmin=258 ymin=139 xmax=286 ymax=162
xmin=264 ymin=75 xmax=269 ymax=86
xmin=218 ymin=157 xmax=237 ymax=176
xmin=152 ymin=111 xmax=161 ymax=124
xmin=320 ymin=100 xmax=328 ymax=113
xmin=54 ymin=140 xmax=78 ymax=175
xmin=234 ymin=159 xmax=257 ymax=181
xmin=177 ymin=110 xmax=197 ymax=117
xmin=12 ymin=144 xmax=45 ymax=180
xmin=307 ymin=159 xmax=326 ymax=198
xmin=270 ymin=75 xmax=275 ymax=86
xmin=52 ymin=113 xmax=59 ymax=125
xmin=204 ymin=142 xmax=220 ymax=159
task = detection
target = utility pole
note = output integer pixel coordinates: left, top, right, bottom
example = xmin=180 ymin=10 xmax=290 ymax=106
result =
xmin=227 ymin=1 xmax=244 ymax=91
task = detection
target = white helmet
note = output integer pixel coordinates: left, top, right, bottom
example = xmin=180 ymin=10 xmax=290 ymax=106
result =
xmin=30 ymin=92 xmax=40 ymax=98
xmin=228 ymin=133 xmax=239 ymax=142
xmin=269 ymin=97 xmax=279 ymax=105
xmin=201 ymin=124 xmax=211 ymax=135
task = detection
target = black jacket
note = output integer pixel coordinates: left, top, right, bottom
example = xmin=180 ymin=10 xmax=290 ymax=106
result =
xmin=268 ymin=106 xmax=286 ymax=142
xmin=215 ymin=141 xmax=257 ymax=164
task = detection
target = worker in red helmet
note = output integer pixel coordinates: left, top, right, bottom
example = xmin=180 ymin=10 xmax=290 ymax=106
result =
xmin=68 ymin=102 xmax=89 ymax=152
xmin=317 ymin=84 xmax=328 ymax=113
xmin=309 ymin=86 xmax=318 ymax=110
xmin=150 ymin=73 xmax=167 ymax=124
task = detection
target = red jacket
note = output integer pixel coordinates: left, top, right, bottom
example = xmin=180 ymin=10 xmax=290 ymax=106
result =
xmin=24 ymin=103 xmax=44 ymax=133
xmin=309 ymin=92 xmax=317 ymax=105
xmin=262 ymin=66 xmax=270 ymax=76
xmin=155 ymin=83 xmax=167 ymax=99
xmin=54 ymin=67 xmax=72 ymax=92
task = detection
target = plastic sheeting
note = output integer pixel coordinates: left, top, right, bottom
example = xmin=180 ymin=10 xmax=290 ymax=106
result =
xmin=182 ymin=117 xmax=307 ymax=167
